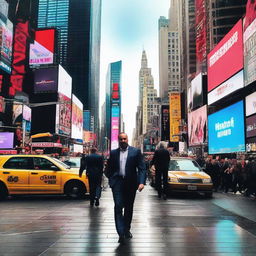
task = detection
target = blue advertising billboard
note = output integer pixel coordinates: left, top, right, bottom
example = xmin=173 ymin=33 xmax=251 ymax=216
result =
xmin=208 ymin=101 xmax=245 ymax=154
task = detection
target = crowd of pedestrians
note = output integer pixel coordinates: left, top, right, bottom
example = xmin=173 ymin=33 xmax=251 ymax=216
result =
xmin=197 ymin=156 xmax=256 ymax=198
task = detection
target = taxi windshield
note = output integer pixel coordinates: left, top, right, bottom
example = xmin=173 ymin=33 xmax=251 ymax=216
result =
xmin=169 ymin=159 xmax=201 ymax=172
xmin=52 ymin=158 xmax=70 ymax=169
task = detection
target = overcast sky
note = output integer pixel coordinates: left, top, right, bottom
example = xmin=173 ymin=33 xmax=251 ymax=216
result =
xmin=100 ymin=0 xmax=170 ymax=140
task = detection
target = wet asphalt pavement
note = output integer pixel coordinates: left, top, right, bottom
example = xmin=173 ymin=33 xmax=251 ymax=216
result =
xmin=0 ymin=184 xmax=256 ymax=256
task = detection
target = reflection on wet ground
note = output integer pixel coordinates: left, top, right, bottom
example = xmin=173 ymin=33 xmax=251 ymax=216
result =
xmin=0 ymin=186 xmax=256 ymax=255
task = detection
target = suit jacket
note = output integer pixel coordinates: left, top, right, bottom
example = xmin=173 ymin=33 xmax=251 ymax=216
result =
xmin=79 ymin=153 xmax=104 ymax=178
xmin=105 ymin=146 xmax=146 ymax=189
xmin=151 ymin=148 xmax=170 ymax=171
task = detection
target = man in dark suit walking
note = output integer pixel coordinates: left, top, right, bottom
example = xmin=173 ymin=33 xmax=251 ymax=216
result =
xmin=79 ymin=148 xmax=104 ymax=207
xmin=151 ymin=141 xmax=170 ymax=199
xmin=105 ymin=132 xmax=146 ymax=244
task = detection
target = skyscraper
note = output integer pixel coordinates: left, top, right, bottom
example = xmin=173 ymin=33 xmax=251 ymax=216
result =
xmin=37 ymin=0 xmax=102 ymax=133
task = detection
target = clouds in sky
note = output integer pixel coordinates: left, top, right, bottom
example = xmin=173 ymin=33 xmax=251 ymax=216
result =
xmin=100 ymin=0 xmax=170 ymax=139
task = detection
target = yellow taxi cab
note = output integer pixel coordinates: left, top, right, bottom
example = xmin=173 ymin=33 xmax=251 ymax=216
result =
xmin=168 ymin=157 xmax=213 ymax=198
xmin=0 ymin=155 xmax=89 ymax=199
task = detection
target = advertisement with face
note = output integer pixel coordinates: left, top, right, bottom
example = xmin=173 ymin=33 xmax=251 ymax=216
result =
xmin=34 ymin=68 xmax=58 ymax=93
xmin=191 ymin=73 xmax=203 ymax=109
xmin=208 ymin=70 xmax=244 ymax=105
xmin=71 ymin=94 xmax=83 ymax=140
xmin=246 ymin=91 xmax=256 ymax=117
xmin=0 ymin=18 xmax=13 ymax=73
xmin=188 ymin=105 xmax=207 ymax=146
xmin=208 ymin=101 xmax=245 ymax=154
xmin=208 ymin=19 xmax=243 ymax=92
xmin=246 ymin=114 xmax=256 ymax=138
xmin=0 ymin=132 xmax=14 ymax=149
xmin=111 ymin=106 xmax=119 ymax=150
xmin=244 ymin=17 xmax=256 ymax=86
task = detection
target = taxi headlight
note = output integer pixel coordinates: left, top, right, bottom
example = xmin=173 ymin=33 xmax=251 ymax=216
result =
xmin=168 ymin=177 xmax=179 ymax=183
xmin=202 ymin=178 xmax=211 ymax=183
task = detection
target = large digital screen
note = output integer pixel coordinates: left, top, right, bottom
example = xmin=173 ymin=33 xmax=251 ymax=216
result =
xmin=195 ymin=0 xmax=207 ymax=70
xmin=111 ymin=106 xmax=120 ymax=150
xmin=169 ymin=93 xmax=181 ymax=142
xmin=35 ymin=29 xmax=55 ymax=53
xmin=58 ymin=65 xmax=72 ymax=97
xmin=34 ymin=68 xmax=58 ymax=93
xmin=208 ymin=70 xmax=244 ymax=105
xmin=208 ymin=101 xmax=245 ymax=154
xmin=23 ymin=105 xmax=31 ymax=122
xmin=188 ymin=105 xmax=207 ymax=146
xmin=29 ymin=40 xmax=53 ymax=65
xmin=191 ymin=73 xmax=203 ymax=109
xmin=0 ymin=18 xmax=13 ymax=74
xmin=71 ymin=95 xmax=83 ymax=140
xmin=246 ymin=114 xmax=256 ymax=138
xmin=187 ymin=86 xmax=192 ymax=112
xmin=244 ymin=17 xmax=256 ymax=86
xmin=246 ymin=91 xmax=256 ymax=117
xmin=0 ymin=132 xmax=14 ymax=149
xmin=208 ymin=19 xmax=243 ymax=92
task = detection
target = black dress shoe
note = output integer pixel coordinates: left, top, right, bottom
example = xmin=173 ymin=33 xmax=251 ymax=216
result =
xmin=125 ymin=231 xmax=133 ymax=239
xmin=95 ymin=199 xmax=99 ymax=206
xmin=118 ymin=235 xmax=126 ymax=244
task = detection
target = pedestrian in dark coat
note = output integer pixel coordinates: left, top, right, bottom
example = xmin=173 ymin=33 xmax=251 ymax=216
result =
xmin=79 ymin=148 xmax=104 ymax=207
xmin=105 ymin=132 xmax=146 ymax=245
xmin=151 ymin=141 xmax=170 ymax=199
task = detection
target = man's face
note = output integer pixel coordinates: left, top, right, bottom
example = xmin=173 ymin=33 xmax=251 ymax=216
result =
xmin=119 ymin=134 xmax=128 ymax=150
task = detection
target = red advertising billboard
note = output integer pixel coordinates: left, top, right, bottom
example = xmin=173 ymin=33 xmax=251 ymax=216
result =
xmin=188 ymin=105 xmax=207 ymax=146
xmin=10 ymin=21 xmax=29 ymax=96
xmin=207 ymin=19 xmax=243 ymax=92
xmin=35 ymin=29 xmax=55 ymax=53
xmin=195 ymin=0 xmax=207 ymax=70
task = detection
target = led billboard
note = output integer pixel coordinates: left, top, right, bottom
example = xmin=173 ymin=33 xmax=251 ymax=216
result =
xmin=55 ymin=65 xmax=72 ymax=136
xmin=29 ymin=41 xmax=53 ymax=65
xmin=0 ymin=132 xmax=14 ymax=149
xmin=246 ymin=114 xmax=256 ymax=138
xmin=208 ymin=101 xmax=245 ymax=154
xmin=207 ymin=19 xmax=243 ymax=92
xmin=191 ymin=73 xmax=203 ymax=109
xmin=208 ymin=70 xmax=244 ymax=105
xmin=71 ymin=95 xmax=83 ymax=140
xmin=23 ymin=105 xmax=31 ymax=122
xmin=111 ymin=106 xmax=120 ymax=150
xmin=161 ymin=105 xmax=170 ymax=141
xmin=195 ymin=0 xmax=207 ymax=69
xmin=34 ymin=68 xmax=58 ymax=93
xmin=169 ymin=93 xmax=181 ymax=142
xmin=0 ymin=18 xmax=13 ymax=73
xmin=188 ymin=105 xmax=207 ymax=146
xmin=35 ymin=29 xmax=55 ymax=53
xmin=244 ymin=17 xmax=256 ymax=86
xmin=246 ymin=91 xmax=256 ymax=117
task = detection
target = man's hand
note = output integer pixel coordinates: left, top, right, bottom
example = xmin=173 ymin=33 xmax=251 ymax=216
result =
xmin=138 ymin=184 xmax=144 ymax=192
xmin=79 ymin=174 xmax=82 ymax=178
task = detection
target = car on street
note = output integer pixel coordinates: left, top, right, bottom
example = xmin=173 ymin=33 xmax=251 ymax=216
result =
xmin=168 ymin=157 xmax=213 ymax=197
xmin=0 ymin=155 xmax=89 ymax=199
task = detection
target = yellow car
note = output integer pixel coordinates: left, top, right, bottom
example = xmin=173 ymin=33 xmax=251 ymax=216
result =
xmin=168 ymin=157 xmax=213 ymax=198
xmin=0 ymin=155 xmax=89 ymax=199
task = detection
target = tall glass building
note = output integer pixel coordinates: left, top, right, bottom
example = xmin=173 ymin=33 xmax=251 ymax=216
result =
xmin=105 ymin=61 xmax=122 ymax=150
xmin=37 ymin=0 xmax=102 ymax=133
xmin=38 ymin=0 xmax=69 ymax=67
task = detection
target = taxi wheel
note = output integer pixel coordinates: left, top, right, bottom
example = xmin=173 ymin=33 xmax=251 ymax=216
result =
xmin=65 ymin=181 xmax=86 ymax=199
xmin=0 ymin=183 xmax=8 ymax=200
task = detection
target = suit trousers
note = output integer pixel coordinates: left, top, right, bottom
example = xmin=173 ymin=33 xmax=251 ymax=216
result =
xmin=88 ymin=175 xmax=102 ymax=203
xmin=111 ymin=177 xmax=137 ymax=236
xmin=155 ymin=169 xmax=168 ymax=196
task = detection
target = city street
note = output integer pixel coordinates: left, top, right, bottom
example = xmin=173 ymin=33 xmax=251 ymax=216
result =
xmin=0 ymin=184 xmax=256 ymax=256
